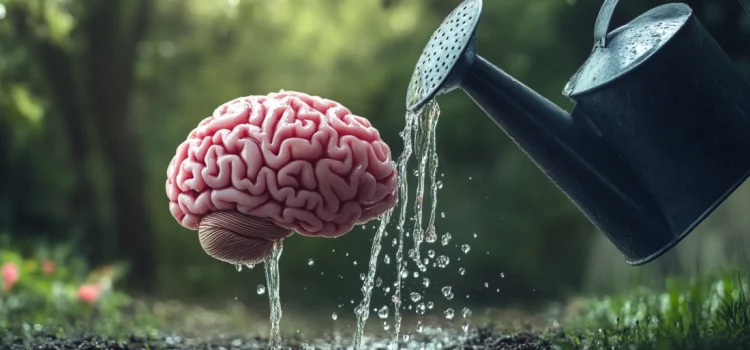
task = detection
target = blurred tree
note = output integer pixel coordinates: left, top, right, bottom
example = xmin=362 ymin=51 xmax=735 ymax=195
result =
xmin=2 ymin=0 xmax=156 ymax=291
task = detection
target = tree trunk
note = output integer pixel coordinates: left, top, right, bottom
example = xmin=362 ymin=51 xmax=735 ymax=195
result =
xmin=82 ymin=0 xmax=156 ymax=291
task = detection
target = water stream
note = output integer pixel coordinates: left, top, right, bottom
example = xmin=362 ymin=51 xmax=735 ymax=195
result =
xmin=396 ymin=100 xmax=441 ymax=348
xmin=353 ymin=209 xmax=393 ymax=349
xmin=265 ymin=240 xmax=284 ymax=349
xmin=352 ymin=100 xmax=442 ymax=350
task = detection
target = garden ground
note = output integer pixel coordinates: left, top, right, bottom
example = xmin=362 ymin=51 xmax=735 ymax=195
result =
xmin=3 ymin=271 xmax=750 ymax=350
xmin=2 ymin=249 xmax=749 ymax=350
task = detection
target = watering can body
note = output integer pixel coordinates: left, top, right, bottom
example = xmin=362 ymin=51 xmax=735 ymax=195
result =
xmin=564 ymin=3 xmax=750 ymax=263
xmin=406 ymin=0 xmax=750 ymax=264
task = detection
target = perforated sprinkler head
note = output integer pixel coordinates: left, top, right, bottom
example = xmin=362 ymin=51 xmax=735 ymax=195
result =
xmin=406 ymin=0 xmax=482 ymax=112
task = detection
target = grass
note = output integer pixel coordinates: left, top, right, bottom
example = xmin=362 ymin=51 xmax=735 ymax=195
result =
xmin=555 ymin=270 xmax=750 ymax=350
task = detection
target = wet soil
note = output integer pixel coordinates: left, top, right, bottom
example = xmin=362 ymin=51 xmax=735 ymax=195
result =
xmin=0 ymin=328 xmax=559 ymax=350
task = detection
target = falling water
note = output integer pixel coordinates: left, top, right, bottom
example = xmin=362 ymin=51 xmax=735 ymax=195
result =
xmin=412 ymin=100 xmax=441 ymax=256
xmin=265 ymin=240 xmax=284 ymax=349
xmin=352 ymin=100 xmax=442 ymax=350
xmin=353 ymin=209 xmax=393 ymax=349
xmin=389 ymin=109 xmax=417 ymax=349
xmin=388 ymin=100 xmax=441 ymax=348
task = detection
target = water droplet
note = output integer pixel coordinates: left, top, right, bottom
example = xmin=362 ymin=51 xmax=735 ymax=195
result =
xmin=473 ymin=233 xmax=477 ymax=238
xmin=462 ymin=321 xmax=470 ymax=332
xmin=441 ymin=232 xmax=451 ymax=246
xmin=235 ymin=264 xmax=243 ymax=272
xmin=461 ymin=244 xmax=470 ymax=253
xmin=416 ymin=302 xmax=426 ymax=314
xmin=427 ymin=301 xmax=434 ymax=309
xmin=408 ymin=249 xmax=418 ymax=260
xmin=436 ymin=255 xmax=450 ymax=268
xmin=459 ymin=267 xmax=465 ymax=275
xmin=444 ymin=308 xmax=455 ymax=320
xmin=378 ymin=305 xmax=389 ymax=319
xmin=416 ymin=321 xmax=424 ymax=333
xmin=410 ymin=292 xmax=422 ymax=302
xmin=428 ymin=250 xmax=436 ymax=258
xmin=376 ymin=277 xmax=383 ymax=287
xmin=385 ymin=287 xmax=391 ymax=293
xmin=308 ymin=258 xmax=314 ymax=266
xmin=412 ymin=271 xmax=419 ymax=278
xmin=353 ymin=261 xmax=358 ymax=266
xmin=346 ymin=252 xmax=349 ymax=257
xmin=422 ymin=258 xmax=429 ymax=265
xmin=246 ymin=263 xmax=255 ymax=269
xmin=422 ymin=278 xmax=430 ymax=287
xmin=360 ymin=273 xmax=366 ymax=281
xmin=437 ymin=180 xmax=443 ymax=189
xmin=384 ymin=255 xmax=391 ymax=264
xmin=468 ymin=176 xmax=473 ymax=180
xmin=332 ymin=312 xmax=338 ymax=320
xmin=462 ymin=307 xmax=472 ymax=318
xmin=403 ymin=334 xmax=410 ymax=342
xmin=400 ymin=268 xmax=408 ymax=279
xmin=440 ymin=212 xmax=446 ymax=218
xmin=257 ymin=284 xmax=266 ymax=295
xmin=392 ymin=238 xmax=397 ymax=246
xmin=383 ymin=321 xmax=390 ymax=331
xmin=500 ymin=272 xmax=505 ymax=278
xmin=441 ymin=286 xmax=452 ymax=297
xmin=484 ymin=282 xmax=489 ymax=288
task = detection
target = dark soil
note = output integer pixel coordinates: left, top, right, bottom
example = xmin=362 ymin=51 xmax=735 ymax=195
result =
xmin=0 ymin=328 xmax=559 ymax=350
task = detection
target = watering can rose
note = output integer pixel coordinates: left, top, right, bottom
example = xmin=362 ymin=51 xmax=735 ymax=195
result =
xmin=166 ymin=90 xmax=398 ymax=265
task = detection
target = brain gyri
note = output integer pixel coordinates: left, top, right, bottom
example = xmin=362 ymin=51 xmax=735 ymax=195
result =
xmin=166 ymin=91 xmax=398 ymax=265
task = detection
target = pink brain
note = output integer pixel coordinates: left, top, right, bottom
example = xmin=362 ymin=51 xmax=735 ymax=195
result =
xmin=166 ymin=90 xmax=398 ymax=237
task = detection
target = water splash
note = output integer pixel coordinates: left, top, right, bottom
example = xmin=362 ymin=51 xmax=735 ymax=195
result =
xmin=264 ymin=240 xmax=284 ymax=349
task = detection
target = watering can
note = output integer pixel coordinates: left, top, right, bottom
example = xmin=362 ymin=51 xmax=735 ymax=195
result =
xmin=406 ymin=0 xmax=750 ymax=265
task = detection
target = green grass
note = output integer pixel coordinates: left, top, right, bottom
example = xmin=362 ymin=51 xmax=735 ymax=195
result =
xmin=556 ymin=271 xmax=750 ymax=350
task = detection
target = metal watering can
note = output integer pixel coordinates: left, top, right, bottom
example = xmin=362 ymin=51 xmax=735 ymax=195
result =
xmin=406 ymin=0 xmax=750 ymax=265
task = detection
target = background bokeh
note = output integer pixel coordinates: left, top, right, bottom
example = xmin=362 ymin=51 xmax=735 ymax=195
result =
xmin=1 ymin=0 xmax=750 ymax=316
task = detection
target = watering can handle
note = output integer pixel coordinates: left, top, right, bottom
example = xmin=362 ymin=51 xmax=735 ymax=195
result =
xmin=594 ymin=0 xmax=750 ymax=47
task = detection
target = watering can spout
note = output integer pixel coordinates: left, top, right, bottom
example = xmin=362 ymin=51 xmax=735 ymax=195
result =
xmin=407 ymin=0 xmax=750 ymax=265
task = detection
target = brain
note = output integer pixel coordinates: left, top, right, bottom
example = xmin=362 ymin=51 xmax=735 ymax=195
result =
xmin=166 ymin=91 xmax=398 ymax=263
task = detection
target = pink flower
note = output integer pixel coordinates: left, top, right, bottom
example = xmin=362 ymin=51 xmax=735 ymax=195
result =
xmin=42 ymin=260 xmax=55 ymax=275
xmin=2 ymin=262 xmax=19 ymax=292
xmin=77 ymin=284 xmax=100 ymax=304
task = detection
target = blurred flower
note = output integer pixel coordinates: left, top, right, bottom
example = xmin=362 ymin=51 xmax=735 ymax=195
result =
xmin=77 ymin=284 xmax=100 ymax=304
xmin=42 ymin=260 xmax=55 ymax=275
xmin=2 ymin=262 xmax=19 ymax=292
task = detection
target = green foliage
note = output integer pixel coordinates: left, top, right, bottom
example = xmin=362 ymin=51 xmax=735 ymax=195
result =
xmin=0 ymin=239 xmax=159 ymax=336
xmin=558 ymin=271 xmax=750 ymax=350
